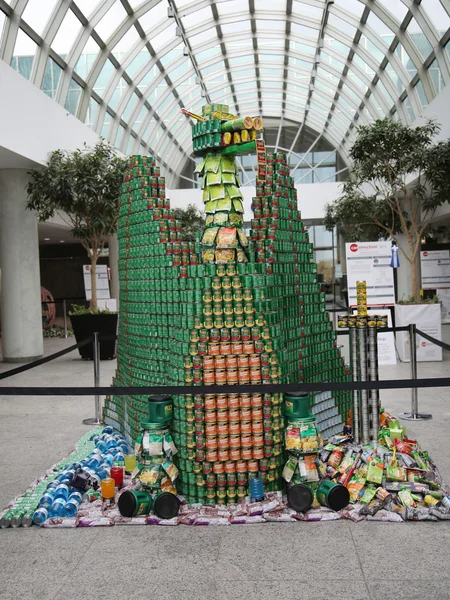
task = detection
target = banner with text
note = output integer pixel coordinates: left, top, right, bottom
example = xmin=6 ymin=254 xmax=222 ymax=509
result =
xmin=346 ymin=241 xmax=395 ymax=307
xmin=421 ymin=250 xmax=450 ymax=290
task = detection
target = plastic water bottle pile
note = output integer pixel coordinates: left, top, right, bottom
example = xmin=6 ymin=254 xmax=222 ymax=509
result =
xmin=33 ymin=427 xmax=129 ymax=525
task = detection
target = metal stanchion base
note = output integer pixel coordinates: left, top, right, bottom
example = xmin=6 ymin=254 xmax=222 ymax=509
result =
xmin=82 ymin=417 xmax=103 ymax=426
xmin=399 ymin=412 xmax=433 ymax=421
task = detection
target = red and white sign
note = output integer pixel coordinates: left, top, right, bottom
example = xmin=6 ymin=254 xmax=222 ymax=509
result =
xmin=83 ymin=264 xmax=111 ymax=301
xmin=421 ymin=250 xmax=450 ymax=290
xmin=345 ymin=241 xmax=395 ymax=307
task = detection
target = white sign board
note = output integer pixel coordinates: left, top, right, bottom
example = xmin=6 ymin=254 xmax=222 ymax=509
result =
xmin=346 ymin=241 xmax=395 ymax=307
xmin=83 ymin=265 xmax=110 ymax=301
xmin=420 ymin=250 xmax=450 ymax=290
xmin=395 ymin=303 xmax=442 ymax=362
xmin=437 ymin=289 xmax=450 ymax=324
xmin=367 ymin=309 xmax=397 ymax=366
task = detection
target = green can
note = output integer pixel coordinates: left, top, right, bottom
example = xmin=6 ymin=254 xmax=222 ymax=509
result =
xmin=118 ymin=490 xmax=153 ymax=517
xmin=316 ymin=480 xmax=350 ymax=512
xmin=284 ymin=392 xmax=311 ymax=419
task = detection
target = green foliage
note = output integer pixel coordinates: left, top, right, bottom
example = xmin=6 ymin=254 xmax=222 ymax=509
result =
xmin=68 ymin=304 xmax=115 ymax=316
xmin=397 ymin=295 xmax=439 ymax=305
xmin=26 ymin=140 xmax=127 ymax=252
xmin=173 ymin=203 xmax=204 ymax=242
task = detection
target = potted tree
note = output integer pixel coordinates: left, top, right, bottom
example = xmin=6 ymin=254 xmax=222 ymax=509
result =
xmin=325 ymin=119 xmax=450 ymax=361
xmin=27 ymin=141 xmax=127 ymax=359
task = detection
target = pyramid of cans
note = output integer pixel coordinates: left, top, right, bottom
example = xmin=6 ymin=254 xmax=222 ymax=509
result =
xmin=105 ymin=152 xmax=351 ymax=506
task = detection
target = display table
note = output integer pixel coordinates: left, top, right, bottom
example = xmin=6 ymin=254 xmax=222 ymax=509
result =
xmin=395 ymin=303 xmax=442 ymax=362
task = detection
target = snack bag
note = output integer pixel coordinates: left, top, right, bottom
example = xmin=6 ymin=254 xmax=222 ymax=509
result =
xmin=367 ymin=460 xmax=384 ymax=485
xmin=398 ymin=488 xmax=416 ymax=508
xmin=282 ymin=456 xmax=297 ymax=483
xmin=162 ymin=459 xmax=179 ymax=482
xmin=360 ymin=486 xmax=378 ymax=505
xmin=347 ymin=478 xmax=365 ymax=503
xmin=285 ymin=427 xmax=302 ymax=451
xmin=386 ymin=465 xmax=407 ymax=482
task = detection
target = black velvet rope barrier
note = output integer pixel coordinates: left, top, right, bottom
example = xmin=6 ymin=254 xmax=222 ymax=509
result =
xmin=415 ymin=328 xmax=450 ymax=352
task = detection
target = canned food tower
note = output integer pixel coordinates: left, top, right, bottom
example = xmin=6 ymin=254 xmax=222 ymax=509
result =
xmin=104 ymin=103 xmax=352 ymax=504
xmin=337 ymin=281 xmax=387 ymax=444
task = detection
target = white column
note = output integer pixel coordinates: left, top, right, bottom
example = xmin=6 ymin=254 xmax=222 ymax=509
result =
xmin=108 ymin=234 xmax=119 ymax=307
xmin=0 ymin=169 xmax=43 ymax=362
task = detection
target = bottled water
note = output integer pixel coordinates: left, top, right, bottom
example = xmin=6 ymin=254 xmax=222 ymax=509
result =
xmin=53 ymin=484 xmax=70 ymax=501
xmin=39 ymin=492 xmax=54 ymax=508
xmin=63 ymin=500 xmax=79 ymax=517
xmin=33 ymin=507 xmax=49 ymax=525
xmin=49 ymin=497 xmax=66 ymax=517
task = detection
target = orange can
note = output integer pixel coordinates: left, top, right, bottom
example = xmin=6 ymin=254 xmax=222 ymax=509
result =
xmin=240 ymin=421 xmax=252 ymax=434
xmin=241 ymin=448 xmax=253 ymax=460
xmin=206 ymin=449 xmax=218 ymax=462
xmin=227 ymin=368 xmax=238 ymax=384
xmin=224 ymin=461 xmax=236 ymax=473
xmin=228 ymin=408 xmax=240 ymax=422
xmin=241 ymin=408 xmax=252 ymax=421
xmin=214 ymin=356 xmax=226 ymax=369
xmin=253 ymin=433 xmax=264 ymax=446
xmin=204 ymin=396 xmax=216 ymax=410
xmin=203 ymin=370 xmax=215 ymax=385
xmin=213 ymin=461 xmax=224 ymax=474
xmin=251 ymin=394 xmax=263 ymax=408
xmin=205 ymin=410 xmax=217 ymax=423
xmin=226 ymin=355 xmax=238 ymax=369
xmin=229 ymin=422 xmax=240 ymax=435
xmin=217 ymin=409 xmax=228 ymax=423
xmin=220 ymin=342 xmax=231 ymax=355
xmin=250 ymin=367 xmax=261 ymax=383
xmin=229 ymin=435 xmax=241 ymax=448
xmin=205 ymin=423 xmax=217 ymax=436
xmin=229 ymin=448 xmax=241 ymax=461
xmin=216 ymin=395 xmax=228 ymax=409
xmin=203 ymin=356 xmax=215 ymax=369
xmin=209 ymin=343 xmax=220 ymax=355
xmin=252 ymin=408 xmax=263 ymax=420
xmin=217 ymin=449 xmax=229 ymax=462
xmin=215 ymin=369 xmax=227 ymax=384
xmin=238 ymin=355 xmax=249 ymax=368
xmin=238 ymin=368 xmax=250 ymax=384
xmin=240 ymin=394 xmax=252 ymax=408
xmin=252 ymin=420 xmax=263 ymax=433
xmin=236 ymin=460 xmax=247 ymax=472
xmin=249 ymin=354 xmax=261 ymax=367
xmin=217 ymin=435 xmax=229 ymax=449
xmin=206 ymin=436 xmax=218 ymax=450
xmin=248 ymin=459 xmax=259 ymax=472
xmin=217 ymin=423 xmax=229 ymax=435
xmin=252 ymin=447 xmax=264 ymax=460
xmin=231 ymin=341 xmax=243 ymax=355
xmin=227 ymin=395 xmax=240 ymax=409
xmin=241 ymin=434 xmax=252 ymax=448
xmin=243 ymin=341 xmax=255 ymax=354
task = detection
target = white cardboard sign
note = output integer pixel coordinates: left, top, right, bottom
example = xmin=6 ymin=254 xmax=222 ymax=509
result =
xmin=395 ymin=303 xmax=442 ymax=362
xmin=367 ymin=309 xmax=397 ymax=366
xmin=420 ymin=250 xmax=450 ymax=290
xmin=83 ymin=264 xmax=111 ymax=301
xmin=346 ymin=241 xmax=395 ymax=307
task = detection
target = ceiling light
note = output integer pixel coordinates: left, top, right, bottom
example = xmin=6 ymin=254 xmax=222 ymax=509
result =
xmin=168 ymin=6 xmax=174 ymax=17
xmin=183 ymin=46 xmax=189 ymax=56
xmin=176 ymin=26 xmax=182 ymax=36
xmin=60 ymin=240 xmax=65 ymax=243
xmin=195 ymin=75 xmax=201 ymax=84
xmin=44 ymin=237 xmax=50 ymax=241
xmin=201 ymin=89 xmax=207 ymax=97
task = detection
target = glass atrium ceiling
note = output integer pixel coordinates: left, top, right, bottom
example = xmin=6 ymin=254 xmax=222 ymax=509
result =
xmin=1 ymin=0 xmax=449 ymax=187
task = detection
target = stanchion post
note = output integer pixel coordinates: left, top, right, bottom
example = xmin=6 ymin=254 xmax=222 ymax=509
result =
xmin=399 ymin=323 xmax=432 ymax=421
xmin=83 ymin=332 xmax=103 ymax=426
xmin=63 ymin=299 xmax=68 ymax=339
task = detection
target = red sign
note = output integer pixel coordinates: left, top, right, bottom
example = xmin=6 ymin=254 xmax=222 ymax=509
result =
xmin=350 ymin=243 xmax=358 ymax=253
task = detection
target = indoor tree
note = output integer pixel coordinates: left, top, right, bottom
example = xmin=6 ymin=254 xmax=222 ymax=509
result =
xmin=325 ymin=119 xmax=450 ymax=299
xmin=173 ymin=203 xmax=204 ymax=242
xmin=26 ymin=141 xmax=127 ymax=311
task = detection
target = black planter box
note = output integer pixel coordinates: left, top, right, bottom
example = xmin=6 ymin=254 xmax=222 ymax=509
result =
xmin=70 ymin=313 xmax=118 ymax=360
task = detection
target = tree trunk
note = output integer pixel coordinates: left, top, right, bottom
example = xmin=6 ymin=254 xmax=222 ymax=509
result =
xmin=410 ymin=260 xmax=419 ymax=300
xmin=90 ymin=255 xmax=98 ymax=311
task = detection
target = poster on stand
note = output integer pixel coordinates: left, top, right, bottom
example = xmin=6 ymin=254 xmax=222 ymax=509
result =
xmin=395 ymin=303 xmax=442 ymax=362
xmin=437 ymin=289 xmax=450 ymax=324
xmin=83 ymin=265 xmax=111 ymax=301
xmin=346 ymin=242 xmax=395 ymax=307
xmin=421 ymin=250 xmax=450 ymax=290
xmin=367 ymin=309 xmax=397 ymax=365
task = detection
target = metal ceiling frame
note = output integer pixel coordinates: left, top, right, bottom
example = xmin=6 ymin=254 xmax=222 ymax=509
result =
xmin=1 ymin=0 xmax=449 ymax=186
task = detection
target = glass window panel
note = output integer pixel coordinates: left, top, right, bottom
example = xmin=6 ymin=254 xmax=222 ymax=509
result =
xmin=327 ymin=14 xmax=357 ymax=38
xmin=292 ymin=1 xmax=324 ymax=20
xmin=429 ymin=59 xmax=445 ymax=95
xmin=256 ymin=19 xmax=286 ymax=32
xmin=407 ymin=18 xmax=433 ymax=58
xmin=296 ymin=168 xmax=313 ymax=184
xmin=22 ymin=0 xmax=58 ymax=36
xmin=366 ymin=11 xmax=394 ymax=42
xmin=126 ymin=48 xmax=152 ymax=77
xmin=138 ymin=2 xmax=167 ymax=31
xmin=374 ymin=78 xmax=396 ymax=107
xmin=112 ymin=25 xmax=140 ymax=55
xmin=320 ymin=51 xmax=345 ymax=71
xmin=290 ymin=21 xmax=319 ymax=40
xmin=86 ymin=96 xmax=100 ymax=128
xmin=115 ymin=124 xmax=125 ymax=148
xmin=75 ymin=0 xmax=104 ymax=19
xmin=96 ymin=1 xmax=128 ymax=41
xmin=74 ymin=37 xmax=101 ymax=78
xmin=195 ymin=47 xmax=222 ymax=64
xmin=217 ymin=0 xmax=243 ymax=16
xmin=189 ymin=28 xmax=217 ymax=46
xmin=315 ymin=166 xmax=336 ymax=182
xmin=314 ymin=249 xmax=334 ymax=280
xmin=41 ymin=56 xmax=62 ymax=98
xmin=332 ymin=0 xmax=365 ymax=19
xmin=323 ymin=37 xmax=351 ymax=58
xmin=376 ymin=0 xmax=408 ymax=23
xmin=402 ymin=95 xmax=415 ymax=122
xmin=394 ymin=44 xmax=417 ymax=80
xmin=123 ymin=92 xmax=140 ymax=122
xmin=421 ymin=0 xmax=450 ymax=35
xmin=65 ymin=79 xmax=82 ymax=115
xmin=94 ymin=59 xmax=115 ymax=96
xmin=52 ymin=9 xmax=82 ymax=57
xmin=415 ymin=80 xmax=428 ymax=109
xmin=109 ymin=77 xmax=129 ymax=111
xmin=313 ymin=226 xmax=333 ymax=247
xmin=127 ymin=135 xmax=136 ymax=156
xmin=385 ymin=62 xmax=405 ymax=94
xmin=290 ymin=40 xmax=316 ymax=54
xmin=181 ymin=6 xmax=212 ymax=29
xmin=102 ymin=111 xmax=112 ymax=138
xmin=352 ymin=53 xmax=375 ymax=78
xmin=150 ymin=22 xmax=176 ymax=53
xmin=11 ymin=29 xmax=37 ymax=80
xmin=314 ymin=151 xmax=336 ymax=165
